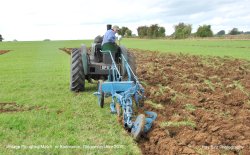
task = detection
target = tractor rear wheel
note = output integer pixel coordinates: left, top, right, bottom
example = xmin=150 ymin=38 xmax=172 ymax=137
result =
xmin=70 ymin=48 xmax=85 ymax=92
xmin=127 ymin=51 xmax=136 ymax=75
xmin=120 ymin=46 xmax=136 ymax=78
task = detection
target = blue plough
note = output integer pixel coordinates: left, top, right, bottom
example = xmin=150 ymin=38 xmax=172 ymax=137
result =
xmin=94 ymin=51 xmax=157 ymax=140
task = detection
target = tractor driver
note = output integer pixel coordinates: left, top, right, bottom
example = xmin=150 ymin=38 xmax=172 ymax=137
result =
xmin=102 ymin=25 xmax=119 ymax=46
xmin=102 ymin=25 xmax=121 ymax=62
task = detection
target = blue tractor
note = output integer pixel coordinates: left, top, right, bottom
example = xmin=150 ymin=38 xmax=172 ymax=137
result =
xmin=70 ymin=25 xmax=157 ymax=140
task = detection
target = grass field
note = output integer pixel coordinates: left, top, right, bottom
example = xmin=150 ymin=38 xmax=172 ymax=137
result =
xmin=123 ymin=38 xmax=250 ymax=60
xmin=0 ymin=38 xmax=250 ymax=154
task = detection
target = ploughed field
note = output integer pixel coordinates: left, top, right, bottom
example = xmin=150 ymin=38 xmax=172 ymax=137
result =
xmin=131 ymin=49 xmax=250 ymax=155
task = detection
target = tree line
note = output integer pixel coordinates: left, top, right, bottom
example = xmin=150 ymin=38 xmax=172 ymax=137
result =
xmin=117 ymin=24 xmax=166 ymax=38
xmin=172 ymin=23 xmax=249 ymax=39
xmin=117 ymin=23 xmax=249 ymax=39
xmin=137 ymin=24 xmax=166 ymax=38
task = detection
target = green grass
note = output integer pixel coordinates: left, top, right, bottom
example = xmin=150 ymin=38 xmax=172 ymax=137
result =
xmin=145 ymin=100 xmax=164 ymax=109
xmin=0 ymin=40 xmax=140 ymax=155
xmin=184 ymin=104 xmax=196 ymax=111
xmin=122 ymin=38 xmax=250 ymax=60
xmin=204 ymin=80 xmax=215 ymax=92
xmin=233 ymin=81 xmax=250 ymax=97
xmin=160 ymin=120 xmax=196 ymax=128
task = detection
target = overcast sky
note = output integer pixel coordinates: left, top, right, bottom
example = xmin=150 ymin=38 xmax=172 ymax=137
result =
xmin=0 ymin=0 xmax=250 ymax=41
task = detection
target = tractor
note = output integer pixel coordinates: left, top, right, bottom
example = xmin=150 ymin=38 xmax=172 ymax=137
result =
xmin=70 ymin=25 xmax=135 ymax=91
xmin=69 ymin=24 xmax=157 ymax=140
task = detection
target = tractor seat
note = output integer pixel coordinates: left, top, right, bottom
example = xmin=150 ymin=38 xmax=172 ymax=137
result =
xmin=101 ymin=42 xmax=120 ymax=64
xmin=101 ymin=42 xmax=118 ymax=52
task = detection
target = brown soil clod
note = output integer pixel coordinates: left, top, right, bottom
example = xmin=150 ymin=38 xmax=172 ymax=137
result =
xmin=0 ymin=102 xmax=43 ymax=113
xmin=0 ymin=50 xmax=11 ymax=55
xmin=59 ymin=48 xmax=73 ymax=55
xmin=59 ymin=47 xmax=91 ymax=55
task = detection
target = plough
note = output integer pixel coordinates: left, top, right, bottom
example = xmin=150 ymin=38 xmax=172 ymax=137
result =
xmin=94 ymin=51 xmax=157 ymax=140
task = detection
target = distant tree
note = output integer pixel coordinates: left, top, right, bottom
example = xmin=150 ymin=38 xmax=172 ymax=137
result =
xmin=147 ymin=25 xmax=154 ymax=38
xmin=117 ymin=26 xmax=132 ymax=37
xmin=0 ymin=34 xmax=3 ymax=42
xmin=119 ymin=27 xmax=128 ymax=36
xmin=229 ymin=28 xmax=241 ymax=35
xmin=125 ymin=29 xmax=132 ymax=37
xmin=149 ymin=24 xmax=166 ymax=38
xmin=173 ymin=22 xmax=192 ymax=39
xmin=137 ymin=24 xmax=165 ymax=38
xmin=196 ymin=25 xmax=213 ymax=37
xmin=159 ymin=27 xmax=166 ymax=37
xmin=244 ymin=31 xmax=250 ymax=34
xmin=216 ymin=30 xmax=225 ymax=35
xmin=137 ymin=26 xmax=148 ymax=38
